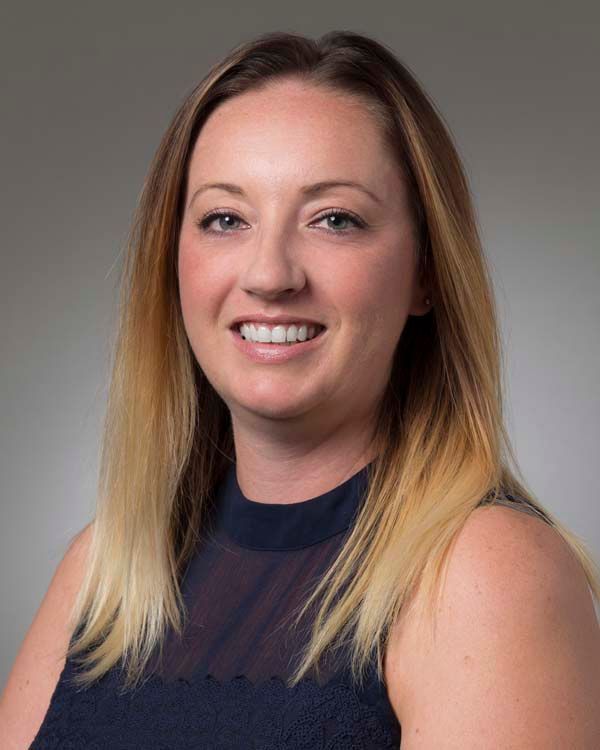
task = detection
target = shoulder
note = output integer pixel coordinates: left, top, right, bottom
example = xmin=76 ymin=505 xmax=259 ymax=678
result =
xmin=385 ymin=505 xmax=600 ymax=748
xmin=0 ymin=521 xmax=94 ymax=749
xmin=444 ymin=502 xmax=583 ymax=609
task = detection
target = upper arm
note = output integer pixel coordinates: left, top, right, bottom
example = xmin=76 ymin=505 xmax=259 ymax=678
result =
xmin=0 ymin=522 xmax=94 ymax=750
xmin=386 ymin=506 xmax=600 ymax=749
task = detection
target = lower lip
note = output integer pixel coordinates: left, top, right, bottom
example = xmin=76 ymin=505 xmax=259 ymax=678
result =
xmin=230 ymin=326 xmax=327 ymax=362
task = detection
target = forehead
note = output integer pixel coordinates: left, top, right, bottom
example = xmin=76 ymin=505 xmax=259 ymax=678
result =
xmin=187 ymin=80 xmax=397 ymax=190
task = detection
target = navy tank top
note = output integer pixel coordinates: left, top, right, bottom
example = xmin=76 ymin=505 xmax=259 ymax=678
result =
xmin=30 ymin=459 xmax=403 ymax=748
xmin=29 ymin=461 xmax=551 ymax=748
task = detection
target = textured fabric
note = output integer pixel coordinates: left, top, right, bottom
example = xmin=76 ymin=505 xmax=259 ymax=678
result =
xmin=29 ymin=664 xmax=399 ymax=749
xmin=29 ymin=463 xmax=552 ymax=749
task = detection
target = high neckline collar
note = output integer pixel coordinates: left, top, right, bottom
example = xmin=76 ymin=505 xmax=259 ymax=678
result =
xmin=213 ymin=460 xmax=374 ymax=551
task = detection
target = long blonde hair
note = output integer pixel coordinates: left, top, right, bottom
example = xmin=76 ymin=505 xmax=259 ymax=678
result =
xmin=66 ymin=30 xmax=600 ymax=691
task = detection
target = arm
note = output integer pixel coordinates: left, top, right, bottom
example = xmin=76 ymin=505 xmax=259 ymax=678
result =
xmin=0 ymin=522 xmax=93 ymax=749
xmin=385 ymin=506 xmax=600 ymax=748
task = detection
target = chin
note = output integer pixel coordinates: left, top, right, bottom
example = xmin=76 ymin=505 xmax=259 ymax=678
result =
xmin=231 ymin=391 xmax=320 ymax=421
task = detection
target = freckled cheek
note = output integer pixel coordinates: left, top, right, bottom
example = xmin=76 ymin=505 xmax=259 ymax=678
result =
xmin=177 ymin=237 xmax=203 ymax=285
xmin=177 ymin=244 xmax=231 ymax=334
xmin=177 ymin=252 xmax=201 ymax=315
xmin=341 ymin=266 xmax=404 ymax=339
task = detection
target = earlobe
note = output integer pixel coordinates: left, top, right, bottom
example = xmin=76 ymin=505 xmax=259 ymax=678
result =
xmin=410 ymin=262 xmax=433 ymax=315
xmin=409 ymin=294 xmax=433 ymax=317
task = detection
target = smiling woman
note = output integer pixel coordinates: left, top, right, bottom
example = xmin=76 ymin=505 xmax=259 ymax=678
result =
xmin=2 ymin=29 xmax=599 ymax=750
xmin=177 ymin=78 xmax=428 ymax=424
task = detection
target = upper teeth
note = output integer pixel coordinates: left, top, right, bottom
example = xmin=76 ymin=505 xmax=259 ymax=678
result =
xmin=238 ymin=322 xmax=322 ymax=343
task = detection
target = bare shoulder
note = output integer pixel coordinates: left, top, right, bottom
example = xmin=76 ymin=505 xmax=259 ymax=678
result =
xmin=384 ymin=505 xmax=600 ymax=749
xmin=0 ymin=521 xmax=94 ymax=749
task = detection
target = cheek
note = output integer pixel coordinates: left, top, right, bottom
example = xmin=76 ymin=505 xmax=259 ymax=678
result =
xmin=178 ymin=232 xmax=202 ymax=293
xmin=178 ymin=233 xmax=222 ymax=305
xmin=177 ymin=245 xmax=198 ymax=322
xmin=340 ymin=253 xmax=411 ymax=337
xmin=177 ymin=237 xmax=217 ymax=337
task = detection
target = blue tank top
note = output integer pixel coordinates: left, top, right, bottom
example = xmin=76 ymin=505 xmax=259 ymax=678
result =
xmin=29 ymin=459 xmax=403 ymax=748
xmin=29 ymin=461 xmax=551 ymax=748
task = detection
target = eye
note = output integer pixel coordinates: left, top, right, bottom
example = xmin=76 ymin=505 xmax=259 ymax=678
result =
xmin=310 ymin=208 xmax=367 ymax=234
xmin=196 ymin=210 xmax=248 ymax=235
xmin=195 ymin=207 xmax=367 ymax=237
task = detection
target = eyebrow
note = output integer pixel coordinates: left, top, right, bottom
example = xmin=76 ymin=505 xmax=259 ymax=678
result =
xmin=187 ymin=180 xmax=382 ymax=209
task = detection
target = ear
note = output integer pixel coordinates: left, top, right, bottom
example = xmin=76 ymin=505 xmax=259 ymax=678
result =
xmin=408 ymin=271 xmax=433 ymax=317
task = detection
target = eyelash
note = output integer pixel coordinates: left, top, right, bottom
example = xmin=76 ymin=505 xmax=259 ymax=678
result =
xmin=195 ymin=208 xmax=367 ymax=237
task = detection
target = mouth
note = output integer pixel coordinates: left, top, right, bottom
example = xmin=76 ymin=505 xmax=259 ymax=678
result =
xmin=231 ymin=323 xmax=327 ymax=345
xmin=229 ymin=323 xmax=327 ymax=362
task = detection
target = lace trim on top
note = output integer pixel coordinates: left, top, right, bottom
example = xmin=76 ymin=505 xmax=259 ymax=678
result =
xmin=30 ymin=654 xmax=401 ymax=749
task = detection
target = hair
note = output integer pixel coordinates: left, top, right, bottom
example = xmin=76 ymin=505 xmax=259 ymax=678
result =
xmin=65 ymin=29 xmax=600 ymax=692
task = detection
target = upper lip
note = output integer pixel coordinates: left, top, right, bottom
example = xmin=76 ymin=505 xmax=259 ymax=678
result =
xmin=229 ymin=314 xmax=326 ymax=329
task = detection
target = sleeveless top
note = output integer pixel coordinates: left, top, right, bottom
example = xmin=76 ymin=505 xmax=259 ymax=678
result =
xmin=29 ymin=461 xmax=551 ymax=749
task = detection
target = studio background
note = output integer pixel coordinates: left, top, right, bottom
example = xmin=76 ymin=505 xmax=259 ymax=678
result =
xmin=1 ymin=0 xmax=598 ymax=688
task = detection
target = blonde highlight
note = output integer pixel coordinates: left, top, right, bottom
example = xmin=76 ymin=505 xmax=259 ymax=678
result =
xmin=63 ymin=30 xmax=600 ymax=694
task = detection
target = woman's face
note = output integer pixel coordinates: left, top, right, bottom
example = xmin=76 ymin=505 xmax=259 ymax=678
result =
xmin=178 ymin=78 xmax=429 ymax=434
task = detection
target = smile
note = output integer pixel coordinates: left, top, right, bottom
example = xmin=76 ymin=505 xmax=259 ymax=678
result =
xmin=230 ymin=325 xmax=327 ymax=363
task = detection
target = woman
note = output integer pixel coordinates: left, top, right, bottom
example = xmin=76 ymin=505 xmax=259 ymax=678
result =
xmin=3 ymin=30 xmax=600 ymax=748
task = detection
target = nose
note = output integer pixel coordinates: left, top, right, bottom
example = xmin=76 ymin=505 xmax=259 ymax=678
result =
xmin=239 ymin=226 xmax=307 ymax=300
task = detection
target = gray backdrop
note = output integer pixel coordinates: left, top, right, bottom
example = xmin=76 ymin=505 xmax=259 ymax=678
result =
xmin=2 ymin=1 xmax=599 ymax=687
